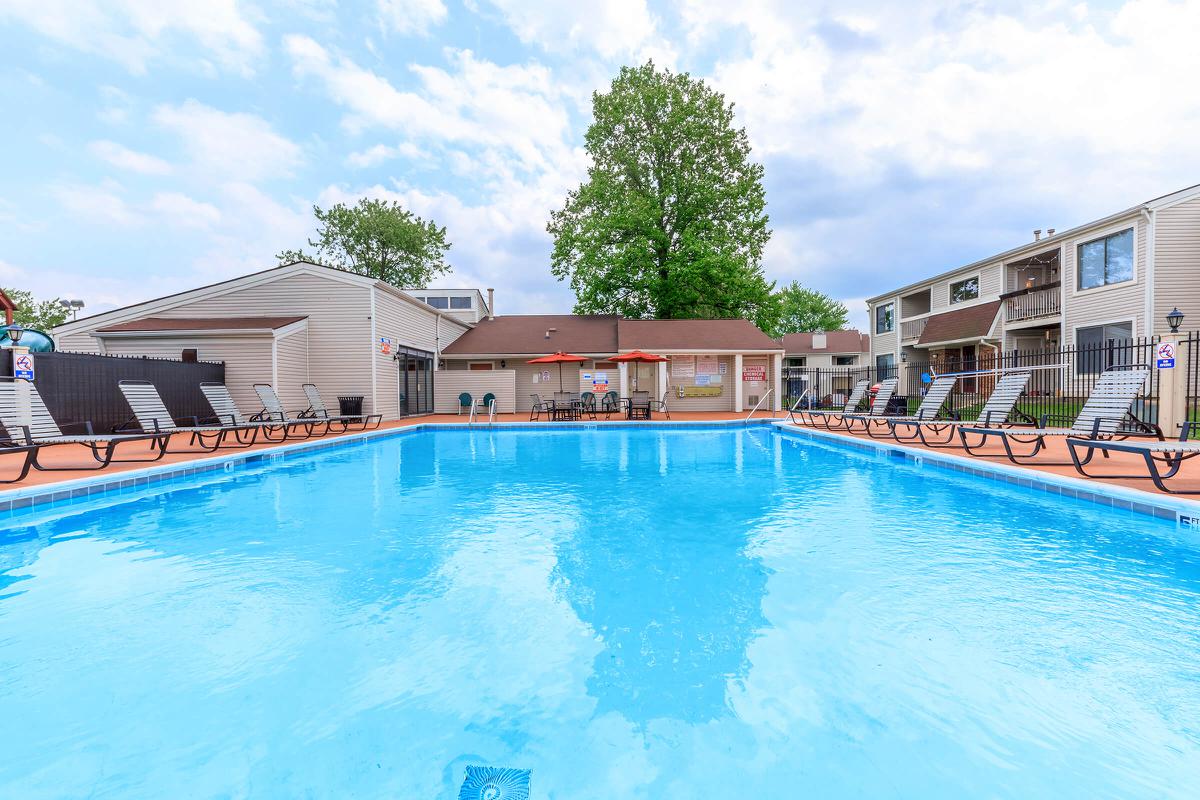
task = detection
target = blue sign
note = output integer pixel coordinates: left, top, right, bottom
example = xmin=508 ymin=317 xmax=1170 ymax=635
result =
xmin=13 ymin=353 xmax=34 ymax=381
xmin=920 ymin=372 xmax=931 ymax=384
xmin=1157 ymin=357 xmax=1175 ymax=369
xmin=1156 ymin=342 xmax=1176 ymax=369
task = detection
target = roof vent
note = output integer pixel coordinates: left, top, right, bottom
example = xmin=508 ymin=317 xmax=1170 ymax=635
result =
xmin=1033 ymin=229 xmax=1042 ymax=241
xmin=487 ymin=288 xmax=494 ymax=321
xmin=1046 ymin=228 xmax=1056 ymax=237
xmin=545 ymin=327 xmax=557 ymax=340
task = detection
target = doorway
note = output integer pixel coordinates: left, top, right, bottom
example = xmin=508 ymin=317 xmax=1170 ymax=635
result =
xmin=396 ymin=347 xmax=434 ymax=415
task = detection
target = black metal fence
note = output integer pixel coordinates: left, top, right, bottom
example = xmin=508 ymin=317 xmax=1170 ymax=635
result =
xmin=787 ymin=338 xmax=1161 ymax=428
xmin=1 ymin=349 xmax=224 ymax=433
xmin=1182 ymin=331 xmax=1200 ymax=438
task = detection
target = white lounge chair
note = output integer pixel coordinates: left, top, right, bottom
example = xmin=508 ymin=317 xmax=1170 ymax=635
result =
xmin=200 ymin=382 xmax=313 ymax=442
xmin=842 ymin=378 xmax=901 ymax=432
xmin=791 ymin=379 xmax=870 ymax=428
xmin=301 ymin=383 xmax=382 ymax=431
xmin=252 ymin=384 xmax=329 ymax=438
xmin=1066 ymin=426 xmax=1200 ymax=494
xmin=888 ymin=372 xmax=1034 ymax=447
xmin=850 ymin=375 xmax=956 ymax=438
xmin=119 ymin=380 xmax=260 ymax=452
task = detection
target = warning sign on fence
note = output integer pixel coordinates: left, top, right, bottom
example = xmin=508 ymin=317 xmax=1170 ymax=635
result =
xmin=13 ymin=353 xmax=34 ymax=381
xmin=1156 ymin=341 xmax=1176 ymax=369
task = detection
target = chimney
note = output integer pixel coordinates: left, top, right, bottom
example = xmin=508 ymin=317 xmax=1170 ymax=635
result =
xmin=1033 ymin=229 xmax=1042 ymax=241
xmin=486 ymin=288 xmax=494 ymax=320
xmin=1046 ymin=227 xmax=1056 ymax=237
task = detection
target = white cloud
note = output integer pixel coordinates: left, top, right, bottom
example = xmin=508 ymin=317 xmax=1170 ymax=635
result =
xmin=150 ymin=192 xmax=222 ymax=229
xmin=0 ymin=0 xmax=263 ymax=75
xmin=480 ymin=0 xmax=659 ymax=58
xmin=87 ymin=140 xmax=173 ymax=175
xmin=345 ymin=142 xmax=429 ymax=168
xmin=376 ymin=0 xmax=447 ymax=35
xmin=153 ymin=100 xmax=304 ymax=181
xmin=51 ymin=183 xmax=144 ymax=227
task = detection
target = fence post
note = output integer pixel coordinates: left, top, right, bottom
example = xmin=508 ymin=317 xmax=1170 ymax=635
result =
xmin=1156 ymin=332 xmax=1187 ymax=437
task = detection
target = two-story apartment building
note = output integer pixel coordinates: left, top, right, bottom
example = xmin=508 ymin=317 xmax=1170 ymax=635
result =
xmin=868 ymin=182 xmax=1200 ymax=376
xmin=780 ymin=330 xmax=870 ymax=368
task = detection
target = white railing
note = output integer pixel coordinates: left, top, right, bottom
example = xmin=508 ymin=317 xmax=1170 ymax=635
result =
xmin=786 ymin=387 xmax=812 ymax=423
xmin=1006 ymin=286 xmax=1061 ymax=322
xmin=745 ymin=387 xmax=774 ymax=420
xmin=467 ymin=402 xmax=477 ymax=425
xmin=901 ymin=316 xmax=929 ymax=340
xmin=487 ymin=399 xmax=496 ymax=426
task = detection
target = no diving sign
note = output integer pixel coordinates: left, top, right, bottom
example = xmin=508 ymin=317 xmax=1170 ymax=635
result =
xmin=13 ymin=353 xmax=34 ymax=380
xmin=1156 ymin=341 xmax=1176 ymax=369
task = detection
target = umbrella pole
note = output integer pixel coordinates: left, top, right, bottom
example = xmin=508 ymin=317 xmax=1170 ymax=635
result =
xmin=559 ymin=362 xmax=565 ymax=392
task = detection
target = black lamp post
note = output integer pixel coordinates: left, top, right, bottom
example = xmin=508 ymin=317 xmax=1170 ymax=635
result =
xmin=900 ymin=351 xmax=908 ymax=363
xmin=1167 ymin=307 xmax=1184 ymax=333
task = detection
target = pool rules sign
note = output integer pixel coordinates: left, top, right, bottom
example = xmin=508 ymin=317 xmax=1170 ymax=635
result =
xmin=1156 ymin=341 xmax=1176 ymax=369
xmin=13 ymin=353 xmax=34 ymax=381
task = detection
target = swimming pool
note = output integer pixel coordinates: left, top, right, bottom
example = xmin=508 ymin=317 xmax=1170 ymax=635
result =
xmin=1 ymin=426 xmax=1198 ymax=798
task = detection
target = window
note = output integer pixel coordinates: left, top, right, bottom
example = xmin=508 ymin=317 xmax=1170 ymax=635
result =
xmin=834 ymin=355 xmax=856 ymax=366
xmin=1076 ymin=322 xmax=1133 ymax=374
xmin=949 ymin=276 xmax=979 ymax=304
xmin=450 ymin=296 xmax=472 ymax=310
xmin=875 ymin=353 xmax=896 ymax=379
xmin=468 ymin=361 xmax=494 ymax=371
xmin=424 ymin=296 xmax=449 ymax=309
xmin=875 ymin=303 xmax=894 ymax=334
xmin=1078 ymin=228 xmax=1134 ymax=290
xmin=787 ymin=357 xmax=807 ymax=367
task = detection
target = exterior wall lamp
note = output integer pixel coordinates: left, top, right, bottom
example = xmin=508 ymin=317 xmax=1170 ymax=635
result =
xmin=1167 ymin=307 xmax=1184 ymax=333
xmin=4 ymin=323 xmax=24 ymax=345
xmin=900 ymin=351 xmax=908 ymax=363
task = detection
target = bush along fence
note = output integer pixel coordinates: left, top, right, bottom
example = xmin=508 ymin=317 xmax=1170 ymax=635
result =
xmin=787 ymin=336 xmax=1177 ymax=434
xmin=0 ymin=349 xmax=224 ymax=434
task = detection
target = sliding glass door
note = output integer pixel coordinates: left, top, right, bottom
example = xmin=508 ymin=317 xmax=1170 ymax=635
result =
xmin=396 ymin=347 xmax=434 ymax=415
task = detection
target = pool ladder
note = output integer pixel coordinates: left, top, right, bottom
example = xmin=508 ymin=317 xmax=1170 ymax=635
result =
xmin=745 ymin=388 xmax=774 ymax=420
xmin=467 ymin=399 xmax=497 ymax=427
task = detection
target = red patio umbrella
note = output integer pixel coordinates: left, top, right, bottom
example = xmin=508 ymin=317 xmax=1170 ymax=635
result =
xmin=608 ymin=350 xmax=668 ymax=392
xmin=527 ymin=351 xmax=588 ymax=392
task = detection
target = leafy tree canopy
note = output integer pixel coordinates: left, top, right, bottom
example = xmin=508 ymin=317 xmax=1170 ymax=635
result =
xmin=761 ymin=281 xmax=851 ymax=338
xmin=279 ymin=198 xmax=452 ymax=288
xmin=2 ymin=288 xmax=69 ymax=331
xmin=548 ymin=62 xmax=774 ymax=326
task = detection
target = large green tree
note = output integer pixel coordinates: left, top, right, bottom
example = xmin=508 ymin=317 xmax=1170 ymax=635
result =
xmin=2 ymin=288 xmax=69 ymax=331
xmin=279 ymin=198 xmax=452 ymax=288
xmin=762 ymin=281 xmax=850 ymax=337
xmin=548 ymin=62 xmax=774 ymax=325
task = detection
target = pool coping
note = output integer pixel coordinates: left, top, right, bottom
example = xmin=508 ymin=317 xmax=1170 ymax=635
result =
xmin=772 ymin=422 xmax=1200 ymax=524
xmin=3 ymin=416 xmax=1199 ymax=525
xmin=0 ymin=418 xmax=780 ymax=517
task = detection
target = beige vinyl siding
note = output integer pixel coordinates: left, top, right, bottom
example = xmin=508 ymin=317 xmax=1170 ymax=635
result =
xmin=54 ymin=331 xmax=103 ymax=353
xmin=433 ymin=371 xmax=516 ymax=414
xmin=273 ymin=328 xmax=310 ymax=413
xmin=1152 ymin=196 xmax=1200 ymax=332
xmin=99 ymin=334 xmax=273 ymax=415
xmin=372 ymin=290 xmax=470 ymax=420
xmin=516 ymin=362 xmax=580 ymax=411
xmin=930 ymin=263 xmax=1002 ymax=313
xmin=1063 ymin=214 xmax=1146 ymax=341
xmin=871 ymin=297 xmax=901 ymax=360
xmin=666 ymin=354 xmax=735 ymax=412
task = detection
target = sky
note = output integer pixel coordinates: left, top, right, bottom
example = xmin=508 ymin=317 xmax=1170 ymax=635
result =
xmin=2 ymin=0 xmax=1199 ymax=331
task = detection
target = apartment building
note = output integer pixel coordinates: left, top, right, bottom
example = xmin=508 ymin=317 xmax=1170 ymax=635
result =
xmin=406 ymin=288 xmax=493 ymax=324
xmin=867 ymin=183 xmax=1200 ymax=375
xmin=780 ymin=330 xmax=870 ymax=368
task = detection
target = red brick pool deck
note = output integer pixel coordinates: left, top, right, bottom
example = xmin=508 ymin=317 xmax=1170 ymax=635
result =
xmin=4 ymin=411 xmax=1200 ymax=499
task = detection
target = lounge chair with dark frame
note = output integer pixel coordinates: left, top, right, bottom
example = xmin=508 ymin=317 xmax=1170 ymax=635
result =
xmin=957 ymin=366 xmax=1160 ymax=465
xmin=841 ymin=378 xmax=900 ymax=432
xmin=888 ymin=371 xmax=1034 ymax=447
xmin=254 ymin=384 xmax=330 ymax=438
xmin=301 ymin=383 xmax=383 ymax=431
xmin=848 ymin=375 xmax=956 ymax=438
xmin=791 ymin=379 xmax=870 ymax=428
xmin=201 ymin=382 xmax=310 ymax=442
xmin=0 ymin=441 xmax=38 ymax=483
xmin=119 ymin=380 xmax=262 ymax=452
xmin=1066 ymin=422 xmax=1200 ymax=494
xmin=0 ymin=377 xmax=169 ymax=470
xmin=529 ymin=393 xmax=551 ymax=421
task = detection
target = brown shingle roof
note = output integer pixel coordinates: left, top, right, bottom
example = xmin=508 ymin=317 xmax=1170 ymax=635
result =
xmin=618 ymin=318 xmax=782 ymax=351
xmin=917 ymin=301 xmax=1002 ymax=346
xmin=441 ymin=315 xmax=619 ymax=355
xmin=97 ymin=316 xmax=307 ymax=333
xmin=780 ymin=330 xmax=870 ymax=355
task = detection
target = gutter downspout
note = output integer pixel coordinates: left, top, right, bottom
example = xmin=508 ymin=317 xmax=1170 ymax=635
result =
xmin=1141 ymin=208 xmax=1155 ymax=337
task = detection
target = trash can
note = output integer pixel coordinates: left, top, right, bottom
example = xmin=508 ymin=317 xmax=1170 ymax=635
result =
xmin=337 ymin=396 xmax=364 ymax=416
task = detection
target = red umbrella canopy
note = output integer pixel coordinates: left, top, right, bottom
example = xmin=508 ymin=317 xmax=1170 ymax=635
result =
xmin=608 ymin=350 xmax=667 ymax=363
xmin=527 ymin=351 xmax=588 ymax=392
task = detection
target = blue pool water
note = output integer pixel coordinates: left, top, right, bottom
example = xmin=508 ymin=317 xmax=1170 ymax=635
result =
xmin=1 ymin=426 xmax=1199 ymax=798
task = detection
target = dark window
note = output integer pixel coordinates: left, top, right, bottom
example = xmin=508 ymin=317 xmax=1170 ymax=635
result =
xmin=875 ymin=353 xmax=896 ymax=378
xmin=875 ymin=303 xmax=894 ymax=334
xmin=181 ymin=348 xmax=198 ymax=363
xmin=950 ymin=276 xmax=979 ymax=304
xmin=834 ymin=355 xmax=856 ymax=365
xmin=425 ymin=296 xmax=449 ymax=309
xmin=1076 ymin=322 xmax=1133 ymax=374
xmin=1078 ymin=229 xmax=1134 ymax=290
xmin=449 ymin=296 xmax=472 ymax=309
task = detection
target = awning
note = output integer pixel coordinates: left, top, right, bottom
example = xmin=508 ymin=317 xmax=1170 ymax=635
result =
xmin=916 ymin=301 xmax=1002 ymax=347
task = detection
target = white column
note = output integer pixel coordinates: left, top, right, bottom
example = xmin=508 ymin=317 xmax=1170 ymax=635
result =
xmin=772 ymin=353 xmax=783 ymax=411
xmin=734 ymin=353 xmax=744 ymax=412
xmin=618 ymin=362 xmax=629 ymax=397
xmin=657 ymin=360 xmax=668 ymax=400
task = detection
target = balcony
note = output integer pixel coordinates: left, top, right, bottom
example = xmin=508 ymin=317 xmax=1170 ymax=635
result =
xmin=900 ymin=315 xmax=929 ymax=341
xmin=1003 ymin=282 xmax=1061 ymax=324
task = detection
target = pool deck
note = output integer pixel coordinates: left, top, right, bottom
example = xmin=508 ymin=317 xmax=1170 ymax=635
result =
xmin=5 ymin=410 xmax=1200 ymax=516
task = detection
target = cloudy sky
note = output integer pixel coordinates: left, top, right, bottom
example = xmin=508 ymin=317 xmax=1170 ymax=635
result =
xmin=2 ymin=0 xmax=1198 ymax=329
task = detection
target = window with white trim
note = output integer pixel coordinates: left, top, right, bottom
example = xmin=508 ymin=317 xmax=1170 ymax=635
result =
xmin=949 ymin=276 xmax=979 ymax=304
xmin=1077 ymin=229 xmax=1134 ymax=290
xmin=875 ymin=303 xmax=894 ymax=334
xmin=450 ymin=296 xmax=472 ymax=309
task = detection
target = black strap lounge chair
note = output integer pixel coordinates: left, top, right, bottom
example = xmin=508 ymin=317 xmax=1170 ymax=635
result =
xmin=119 ymin=380 xmax=262 ymax=453
xmin=842 ymin=378 xmax=901 ymax=432
xmin=600 ymin=391 xmax=621 ymax=419
xmin=201 ymin=383 xmax=308 ymax=442
xmin=301 ymin=384 xmax=382 ymax=431
xmin=649 ymin=391 xmax=671 ymax=420
xmin=792 ymin=379 xmax=870 ymax=428
xmin=0 ymin=378 xmax=169 ymax=470
xmin=957 ymin=367 xmax=1160 ymax=464
xmin=529 ymin=394 xmax=551 ymax=421
xmin=253 ymin=384 xmax=329 ymax=438
xmin=0 ymin=441 xmax=37 ymax=483
xmin=888 ymin=371 xmax=1034 ymax=447
xmin=1066 ymin=423 xmax=1200 ymax=494
xmin=850 ymin=375 xmax=956 ymax=438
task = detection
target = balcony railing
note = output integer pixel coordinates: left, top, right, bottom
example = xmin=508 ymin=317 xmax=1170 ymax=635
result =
xmin=1004 ymin=282 xmax=1061 ymax=323
xmin=901 ymin=316 xmax=929 ymax=340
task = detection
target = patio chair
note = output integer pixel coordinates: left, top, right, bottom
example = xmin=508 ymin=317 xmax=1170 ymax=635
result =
xmin=0 ymin=441 xmax=37 ymax=483
xmin=888 ymin=371 xmax=1034 ymax=447
xmin=552 ymin=391 xmax=579 ymax=421
xmin=480 ymin=393 xmax=497 ymax=414
xmin=791 ymin=379 xmax=870 ymax=428
xmin=851 ymin=376 xmax=956 ymax=438
xmin=1066 ymin=422 xmax=1200 ymax=494
xmin=529 ymin=394 xmax=551 ymax=421
xmin=957 ymin=366 xmax=1160 ymax=464
xmin=254 ymin=384 xmax=330 ymax=437
xmin=580 ymin=391 xmax=597 ymax=419
xmin=629 ymin=391 xmax=652 ymax=420
xmin=458 ymin=393 xmax=473 ymax=415
xmin=0 ymin=378 xmax=169 ymax=470
xmin=649 ymin=390 xmax=671 ymax=420
xmin=119 ymin=380 xmax=263 ymax=452
xmin=842 ymin=378 xmax=900 ymax=432
xmin=201 ymin=383 xmax=310 ymax=442
xmin=600 ymin=390 xmax=621 ymax=419
xmin=301 ymin=383 xmax=383 ymax=431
